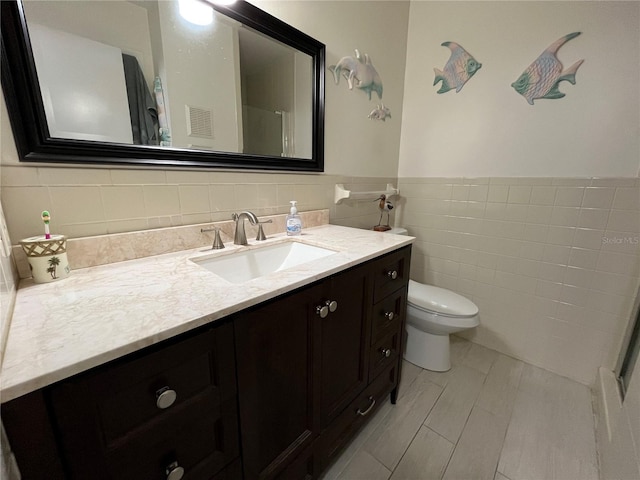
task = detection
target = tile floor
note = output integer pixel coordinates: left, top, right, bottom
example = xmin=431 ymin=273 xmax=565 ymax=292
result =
xmin=321 ymin=337 xmax=600 ymax=480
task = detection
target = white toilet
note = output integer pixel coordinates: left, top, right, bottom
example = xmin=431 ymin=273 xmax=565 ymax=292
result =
xmin=387 ymin=228 xmax=480 ymax=372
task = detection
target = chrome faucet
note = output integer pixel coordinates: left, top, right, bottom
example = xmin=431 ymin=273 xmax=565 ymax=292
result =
xmin=232 ymin=211 xmax=259 ymax=245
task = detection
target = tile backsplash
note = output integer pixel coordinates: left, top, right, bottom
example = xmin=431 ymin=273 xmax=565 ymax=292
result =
xmin=1 ymin=166 xmax=396 ymax=242
xmin=397 ymin=177 xmax=640 ymax=385
xmin=11 ymin=209 xmax=330 ymax=277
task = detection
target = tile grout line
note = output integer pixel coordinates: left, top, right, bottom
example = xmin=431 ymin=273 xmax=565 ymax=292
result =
xmin=387 ymin=371 xmax=448 ymax=475
xmin=491 ymin=360 xmax=527 ymax=480
xmin=438 ymin=367 xmax=490 ymax=480
xmin=387 ymin=369 xmax=448 ymax=478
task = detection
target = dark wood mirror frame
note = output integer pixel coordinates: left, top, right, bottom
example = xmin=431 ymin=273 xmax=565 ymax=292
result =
xmin=1 ymin=0 xmax=325 ymax=172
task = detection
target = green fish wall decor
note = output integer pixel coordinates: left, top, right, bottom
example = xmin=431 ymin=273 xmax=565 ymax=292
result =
xmin=433 ymin=42 xmax=482 ymax=94
xmin=512 ymin=32 xmax=584 ymax=105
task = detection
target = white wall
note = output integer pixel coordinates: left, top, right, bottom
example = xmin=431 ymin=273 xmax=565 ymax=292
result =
xmin=399 ymin=1 xmax=640 ymax=178
xmin=252 ymin=0 xmax=410 ymax=177
xmin=395 ymin=1 xmax=640 ymax=386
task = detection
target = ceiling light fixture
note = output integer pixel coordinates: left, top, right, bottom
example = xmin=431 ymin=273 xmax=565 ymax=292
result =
xmin=178 ymin=0 xmax=214 ymax=26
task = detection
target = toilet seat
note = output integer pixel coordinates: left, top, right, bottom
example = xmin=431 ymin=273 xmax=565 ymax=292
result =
xmin=408 ymin=280 xmax=478 ymax=318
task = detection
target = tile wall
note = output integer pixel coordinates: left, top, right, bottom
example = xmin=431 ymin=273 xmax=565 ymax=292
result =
xmin=0 ymin=201 xmax=17 ymax=366
xmin=0 ymin=200 xmax=20 ymax=479
xmin=396 ymin=177 xmax=640 ymax=385
xmin=0 ymin=165 xmax=396 ymax=243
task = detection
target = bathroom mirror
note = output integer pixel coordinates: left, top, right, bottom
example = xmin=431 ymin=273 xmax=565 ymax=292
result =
xmin=1 ymin=0 xmax=325 ymax=171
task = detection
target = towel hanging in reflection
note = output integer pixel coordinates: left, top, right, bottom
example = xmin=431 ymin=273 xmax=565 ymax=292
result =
xmin=122 ymin=54 xmax=158 ymax=146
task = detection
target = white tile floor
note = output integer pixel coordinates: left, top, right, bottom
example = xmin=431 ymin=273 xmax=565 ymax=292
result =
xmin=321 ymin=337 xmax=600 ymax=480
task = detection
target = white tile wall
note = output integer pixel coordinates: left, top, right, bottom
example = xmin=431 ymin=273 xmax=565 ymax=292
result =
xmin=0 ymin=165 xmax=397 ymax=242
xmin=397 ymin=177 xmax=640 ymax=385
xmin=0 ymin=200 xmax=20 ymax=480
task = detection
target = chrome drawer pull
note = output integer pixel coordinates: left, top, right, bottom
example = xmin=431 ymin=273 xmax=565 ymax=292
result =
xmin=166 ymin=461 xmax=184 ymax=480
xmin=356 ymin=396 xmax=376 ymax=416
xmin=387 ymin=270 xmax=398 ymax=280
xmin=381 ymin=348 xmax=392 ymax=358
xmin=384 ymin=311 xmax=395 ymax=321
xmin=156 ymin=387 xmax=177 ymax=409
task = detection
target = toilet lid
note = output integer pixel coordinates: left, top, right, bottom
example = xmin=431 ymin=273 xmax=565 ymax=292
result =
xmin=408 ymin=280 xmax=479 ymax=317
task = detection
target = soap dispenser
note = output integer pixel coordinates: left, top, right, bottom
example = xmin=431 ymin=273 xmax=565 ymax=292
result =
xmin=286 ymin=200 xmax=302 ymax=236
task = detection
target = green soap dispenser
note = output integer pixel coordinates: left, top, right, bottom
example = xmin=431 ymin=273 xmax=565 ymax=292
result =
xmin=286 ymin=200 xmax=302 ymax=236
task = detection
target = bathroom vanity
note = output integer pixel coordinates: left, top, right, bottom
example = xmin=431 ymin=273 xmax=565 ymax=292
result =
xmin=1 ymin=225 xmax=412 ymax=480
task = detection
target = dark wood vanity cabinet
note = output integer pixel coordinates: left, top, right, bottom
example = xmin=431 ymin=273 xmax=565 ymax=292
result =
xmin=2 ymin=245 xmax=411 ymax=480
xmin=235 ymin=246 xmax=411 ymax=480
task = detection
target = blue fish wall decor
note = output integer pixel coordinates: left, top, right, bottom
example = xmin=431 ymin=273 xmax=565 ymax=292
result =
xmin=328 ymin=49 xmax=383 ymax=100
xmin=512 ymin=32 xmax=584 ymax=105
xmin=433 ymin=42 xmax=482 ymax=94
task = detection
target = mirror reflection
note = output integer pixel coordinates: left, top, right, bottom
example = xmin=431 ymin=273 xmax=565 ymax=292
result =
xmin=22 ymin=0 xmax=313 ymax=159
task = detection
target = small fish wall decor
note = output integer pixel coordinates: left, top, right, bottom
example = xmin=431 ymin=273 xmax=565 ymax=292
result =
xmin=512 ymin=32 xmax=584 ymax=105
xmin=328 ymin=49 xmax=383 ymax=100
xmin=433 ymin=42 xmax=482 ymax=94
xmin=368 ymin=103 xmax=391 ymax=121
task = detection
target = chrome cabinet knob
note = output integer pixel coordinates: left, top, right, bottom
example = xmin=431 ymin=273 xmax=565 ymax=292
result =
xmin=327 ymin=300 xmax=338 ymax=313
xmin=166 ymin=462 xmax=184 ymax=480
xmin=381 ymin=348 xmax=392 ymax=358
xmin=317 ymin=300 xmax=337 ymax=318
xmin=385 ymin=311 xmax=395 ymax=321
xmin=387 ymin=270 xmax=398 ymax=280
xmin=156 ymin=387 xmax=177 ymax=409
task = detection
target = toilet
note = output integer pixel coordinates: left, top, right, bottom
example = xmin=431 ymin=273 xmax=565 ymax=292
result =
xmin=387 ymin=227 xmax=479 ymax=372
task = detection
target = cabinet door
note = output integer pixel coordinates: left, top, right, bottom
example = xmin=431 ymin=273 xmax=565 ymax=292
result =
xmin=317 ymin=264 xmax=371 ymax=427
xmin=235 ymin=283 xmax=323 ymax=480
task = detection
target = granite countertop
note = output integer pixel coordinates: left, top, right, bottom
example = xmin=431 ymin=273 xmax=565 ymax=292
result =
xmin=1 ymin=225 xmax=413 ymax=403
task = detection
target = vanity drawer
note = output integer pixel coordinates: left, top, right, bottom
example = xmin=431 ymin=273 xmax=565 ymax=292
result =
xmin=371 ymin=289 xmax=405 ymax=345
xmin=105 ymin=398 xmax=240 ymax=480
xmin=315 ymin=363 xmax=398 ymax=473
xmin=369 ymin=329 xmax=401 ymax=382
xmin=50 ymin=322 xmax=236 ymax=446
xmin=372 ymin=246 xmax=411 ymax=303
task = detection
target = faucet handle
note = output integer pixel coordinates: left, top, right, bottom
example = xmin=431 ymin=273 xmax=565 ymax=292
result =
xmin=256 ymin=220 xmax=273 ymax=241
xmin=201 ymin=226 xmax=225 ymax=249
xmin=212 ymin=228 xmax=225 ymax=249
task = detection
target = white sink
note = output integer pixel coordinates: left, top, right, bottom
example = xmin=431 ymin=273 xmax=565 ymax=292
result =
xmin=190 ymin=240 xmax=338 ymax=284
